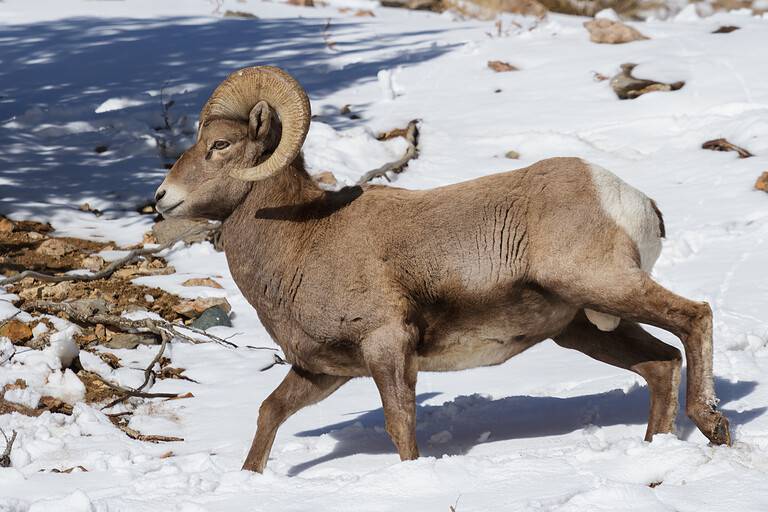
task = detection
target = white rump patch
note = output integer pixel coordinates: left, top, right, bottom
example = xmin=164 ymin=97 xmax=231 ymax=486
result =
xmin=588 ymin=163 xmax=662 ymax=272
xmin=585 ymin=163 xmax=664 ymax=332
xmin=584 ymin=308 xmax=621 ymax=332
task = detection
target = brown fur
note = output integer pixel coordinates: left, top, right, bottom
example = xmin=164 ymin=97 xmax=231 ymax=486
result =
xmin=155 ymin=101 xmax=730 ymax=473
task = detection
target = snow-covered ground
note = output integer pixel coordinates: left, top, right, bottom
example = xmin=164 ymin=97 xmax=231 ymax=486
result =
xmin=2 ymin=0 xmax=768 ymax=510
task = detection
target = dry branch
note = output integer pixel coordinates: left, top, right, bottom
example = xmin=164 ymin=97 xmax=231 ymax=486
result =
xmin=0 ymin=429 xmax=17 ymax=467
xmin=118 ymin=424 xmax=183 ymax=443
xmin=702 ymin=138 xmax=753 ymax=159
xmin=357 ymin=120 xmax=420 ymax=185
xmin=22 ymin=300 xmax=283 ymax=409
xmin=0 ymin=223 xmax=219 ymax=287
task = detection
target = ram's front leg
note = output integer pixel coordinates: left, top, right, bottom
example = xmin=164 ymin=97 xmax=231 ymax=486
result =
xmin=243 ymin=366 xmax=349 ymax=473
xmin=362 ymin=321 xmax=420 ymax=461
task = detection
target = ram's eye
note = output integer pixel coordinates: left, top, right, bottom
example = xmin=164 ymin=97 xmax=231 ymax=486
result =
xmin=211 ymin=140 xmax=230 ymax=151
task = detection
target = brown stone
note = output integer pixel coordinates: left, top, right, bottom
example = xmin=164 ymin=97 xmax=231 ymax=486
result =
xmin=0 ymin=217 xmax=14 ymax=233
xmin=173 ymin=297 xmax=232 ymax=318
xmin=755 ymin=172 xmax=768 ymax=192
xmin=488 ymin=60 xmax=518 ymax=72
xmin=584 ymin=19 xmax=648 ymax=44
xmin=35 ymin=238 xmax=78 ymax=258
xmin=182 ymin=278 xmax=223 ymax=289
xmin=444 ymin=0 xmax=547 ymax=18
xmin=39 ymin=281 xmax=74 ymax=301
xmin=151 ymin=218 xmax=212 ymax=245
xmin=0 ymin=319 xmax=33 ymax=343
xmin=81 ymin=255 xmax=104 ymax=272
xmin=105 ymin=332 xmax=160 ymax=349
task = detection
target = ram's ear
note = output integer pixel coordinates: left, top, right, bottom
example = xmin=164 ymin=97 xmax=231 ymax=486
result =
xmin=248 ymin=101 xmax=272 ymax=142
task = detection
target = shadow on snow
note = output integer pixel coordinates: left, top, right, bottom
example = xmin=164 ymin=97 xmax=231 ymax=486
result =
xmin=0 ymin=16 xmax=456 ymax=216
xmin=288 ymin=376 xmax=764 ymax=475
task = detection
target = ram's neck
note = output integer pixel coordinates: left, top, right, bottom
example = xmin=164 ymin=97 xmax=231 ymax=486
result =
xmin=220 ymin=161 xmax=323 ymax=317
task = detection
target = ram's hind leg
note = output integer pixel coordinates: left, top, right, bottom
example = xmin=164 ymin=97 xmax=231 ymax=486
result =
xmin=242 ymin=366 xmax=349 ymax=473
xmin=558 ymin=272 xmax=730 ymax=445
xmin=555 ymin=312 xmax=682 ymax=440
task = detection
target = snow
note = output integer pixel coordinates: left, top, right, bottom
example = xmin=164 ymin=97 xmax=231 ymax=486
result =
xmin=1 ymin=0 xmax=768 ymax=510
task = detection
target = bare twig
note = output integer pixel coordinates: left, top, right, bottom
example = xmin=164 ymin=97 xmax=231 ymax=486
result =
xmin=260 ymin=353 xmax=288 ymax=372
xmin=118 ymin=424 xmax=183 ymax=443
xmin=322 ymin=18 xmax=337 ymax=51
xmin=0 ymin=223 xmax=219 ymax=287
xmin=357 ymin=120 xmax=420 ymax=185
xmin=100 ymin=332 xmax=175 ymax=410
xmin=0 ymin=311 xmax=20 ymax=329
xmin=22 ymin=300 xmax=284 ymax=409
xmin=0 ymin=429 xmax=17 ymax=467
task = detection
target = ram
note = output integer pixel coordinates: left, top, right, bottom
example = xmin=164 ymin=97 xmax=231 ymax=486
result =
xmin=155 ymin=66 xmax=731 ymax=473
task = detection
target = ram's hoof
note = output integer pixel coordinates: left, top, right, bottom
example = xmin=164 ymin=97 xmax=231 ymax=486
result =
xmin=710 ymin=413 xmax=732 ymax=446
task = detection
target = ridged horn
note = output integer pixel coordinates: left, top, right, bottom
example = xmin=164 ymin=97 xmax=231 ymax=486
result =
xmin=199 ymin=66 xmax=310 ymax=181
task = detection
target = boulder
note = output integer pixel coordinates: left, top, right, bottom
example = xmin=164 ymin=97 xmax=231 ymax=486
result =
xmin=191 ymin=305 xmax=232 ymax=330
xmin=105 ymin=332 xmax=160 ymax=349
xmin=756 ymin=172 xmax=768 ymax=192
xmin=151 ymin=218 xmax=213 ymax=245
xmin=584 ymin=19 xmax=648 ymax=44
xmin=173 ymin=297 xmax=232 ymax=319
xmin=35 ymin=238 xmax=77 ymax=258
xmin=182 ymin=278 xmax=223 ymax=289
xmin=0 ymin=319 xmax=33 ymax=344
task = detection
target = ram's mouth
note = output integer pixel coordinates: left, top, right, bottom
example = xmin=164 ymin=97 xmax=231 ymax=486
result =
xmin=157 ymin=200 xmax=184 ymax=216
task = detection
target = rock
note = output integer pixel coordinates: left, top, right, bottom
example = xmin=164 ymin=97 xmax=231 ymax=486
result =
xmin=0 ymin=217 xmax=14 ymax=233
xmin=94 ymin=145 xmax=109 ymax=153
xmin=81 ymin=255 xmax=104 ymax=272
xmin=14 ymin=219 xmax=53 ymax=234
xmin=444 ymin=0 xmax=547 ymax=18
xmin=77 ymin=371 xmax=120 ymax=403
xmin=35 ymin=238 xmax=77 ymax=257
xmin=151 ymin=218 xmax=212 ymax=245
xmin=113 ymin=258 xmax=175 ymax=279
xmin=78 ymin=203 xmax=102 ymax=217
xmin=487 ymin=60 xmax=518 ymax=72
xmin=755 ymin=172 xmax=768 ymax=192
xmin=191 ymin=305 xmax=232 ymax=330
xmin=505 ymin=150 xmax=520 ymax=159
xmin=584 ymin=19 xmax=648 ymax=44
xmin=173 ymin=297 xmax=232 ymax=319
xmin=44 ymin=282 xmax=75 ymax=301
xmin=314 ymin=171 xmax=338 ymax=187
xmin=66 ymin=299 xmax=110 ymax=318
xmin=104 ymin=332 xmax=160 ymax=349
xmin=610 ymin=63 xmax=685 ymax=100
xmin=713 ymin=25 xmax=739 ymax=34
xmin=35 ymin=281 xmax=74 ymax=301
xmin=182 ymin=278 xmax=223 ymax=289
xmin=0 ymin=319 xmax=33 ymax=343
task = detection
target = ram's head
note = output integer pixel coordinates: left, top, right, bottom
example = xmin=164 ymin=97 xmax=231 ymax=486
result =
xmin=154 ymin=66 xmax=310 ymax=219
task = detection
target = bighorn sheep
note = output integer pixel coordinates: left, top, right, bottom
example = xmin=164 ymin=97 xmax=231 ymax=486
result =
xmin=155 ymin=66 xmax=731 ymax=473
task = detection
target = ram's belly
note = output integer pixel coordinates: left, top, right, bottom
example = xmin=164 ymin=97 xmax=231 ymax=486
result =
xmin=417 ymin=289 xmax=577 ymax=372
xmin=418 ymin=333 xmax=535 ymax=371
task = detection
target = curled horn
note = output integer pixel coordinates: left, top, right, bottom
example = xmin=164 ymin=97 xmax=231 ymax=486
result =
xmin=199 ymin=66 xmax=311 ymax=181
